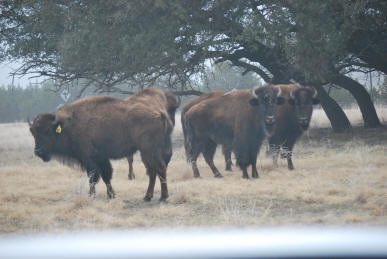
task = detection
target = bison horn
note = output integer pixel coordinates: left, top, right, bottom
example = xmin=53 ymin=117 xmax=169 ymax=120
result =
xmin=312 ymin=87 xmax=318 ymax=98
xmin=276 ymin=86 xmax=282 ymax=97
xmin=290 ymin=79 xmax=301 ymax=87
xmin=290 ymin=89 xmax=295 ymax=99
xmin=251 ymin=86 xmax=259 ymax=98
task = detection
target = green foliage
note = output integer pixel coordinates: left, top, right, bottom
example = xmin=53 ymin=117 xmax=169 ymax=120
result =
xmin=203 ymin=61 xmax=261 ymax=91
xmin=1 ymin=0 xmax=386 ymax=95
xmin=0 ymin=83 xmax=62 ymax=123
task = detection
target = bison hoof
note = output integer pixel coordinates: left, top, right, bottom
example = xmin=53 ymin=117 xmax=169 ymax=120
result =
xmin=242 ymin=175 xmax=249 ymax=179
xmin=288 ymin=162 xmax=294 ymax=170
xmin=107 ymin=192 xmax=115 ymax=199
xmin=159 ymin=196 xmax=169 ymax=202
xmin=214 ymin=173 xmax=223 ymax=178
xmin=128 ymin=174 xmax=135 ymax=180
xmin=194 ymin=174 xmax=201 ymax=178
xmin=144 ymin=196 xmax=152 ymax=202
xmin=225 ymin=167 xmax=232 ymax=172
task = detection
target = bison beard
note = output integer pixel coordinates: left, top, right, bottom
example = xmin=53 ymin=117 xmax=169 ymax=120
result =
xmin=267 ymin=84 xmax=320 ymax=170
xmin=29 ymin=95 xmax=173 ymax=201
xmin=182 ymin=85 xmax=284 ymax=179
xmin=124 ymin=89 xmax=179 ymax=180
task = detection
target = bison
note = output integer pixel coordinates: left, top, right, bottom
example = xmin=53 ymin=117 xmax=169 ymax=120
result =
xmin=29 ymin=95 xmax=173 ymax=201
xmin=124 ymin=89 xmax=180 ymax=180
xmin=181 ymin=90 xmax=234 ymax=171
xmin=267 ymin=84 xmax=320 ymax=170
xmin=182 ymin=85 xmax=284 ymax=179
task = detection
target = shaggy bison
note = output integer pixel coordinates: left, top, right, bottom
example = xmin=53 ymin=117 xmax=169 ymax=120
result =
xmin=182 ymin=85 xmax=284 ymax=179
xmin=181 ymin=90 xmax=234 ymax=171
xmin=267 ymin=84 xmax=320 ymax=170
xmin=124 ymin=89 xmax=180 ymax=180
xmin=29 ymin=95 xmax=173 ymax=201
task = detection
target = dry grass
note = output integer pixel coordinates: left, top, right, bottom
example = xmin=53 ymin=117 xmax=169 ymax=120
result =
xmin=1 ymin=107 xmax=387 ymax=234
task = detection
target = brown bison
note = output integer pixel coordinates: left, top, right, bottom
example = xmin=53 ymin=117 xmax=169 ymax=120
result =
xmin=267 ymin=84 xmax=320 ymax=170
xmin=181 ymin=90 xmax=234 ymax=171
xmin=183 ymin=85 xmax=284 ymax=179
xmin=29 ymin=95 xmax=173 ymax=201
xmin=124 ymin=89 xmax=180 ymax=180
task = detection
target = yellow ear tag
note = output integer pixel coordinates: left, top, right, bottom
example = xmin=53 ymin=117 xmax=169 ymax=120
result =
xmin=56 ymin=124 xmax=62 ymax=134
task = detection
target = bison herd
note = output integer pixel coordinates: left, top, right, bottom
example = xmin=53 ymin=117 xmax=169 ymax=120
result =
xmin=29 ymin=84 xmax=319 ymax=201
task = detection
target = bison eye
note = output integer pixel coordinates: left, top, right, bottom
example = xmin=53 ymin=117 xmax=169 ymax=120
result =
xmin=313 ymin=98 xmax=320 ymax=105
xmin=43 ymin=128 xmax=52 ymax=134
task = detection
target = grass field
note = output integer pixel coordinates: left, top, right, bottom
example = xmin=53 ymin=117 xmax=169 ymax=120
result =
xmin=0 ymin=107 xmax=387 ymax=233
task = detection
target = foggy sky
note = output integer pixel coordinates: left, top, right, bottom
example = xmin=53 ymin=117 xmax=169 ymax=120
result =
xmin=0 ymin=62 xmax=42 ymax=87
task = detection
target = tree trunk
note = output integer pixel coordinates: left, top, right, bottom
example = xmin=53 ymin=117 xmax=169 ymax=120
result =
xmin=314 ymin=85 xmax=352 ymax=133
xmin=329 ymin=73 xmax=381 ymax=128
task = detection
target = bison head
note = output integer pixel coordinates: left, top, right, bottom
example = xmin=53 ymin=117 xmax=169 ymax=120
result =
xmin=29 ymin=112 xmax=69 ymax=162
xmin=250 ymin=85 xmax=285 ymax=132
xmin=165 ymin=92 xmax=180 ymax=126
xmin=289 ymin=87 xmax=320 ymax=130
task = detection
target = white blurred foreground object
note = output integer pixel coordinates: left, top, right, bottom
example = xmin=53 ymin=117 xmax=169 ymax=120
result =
xmin=1 ymin=227 xmax=387 ymax=258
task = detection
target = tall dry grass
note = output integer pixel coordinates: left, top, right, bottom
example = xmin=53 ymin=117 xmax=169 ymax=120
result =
xmin=0 ymin=107 xmax=387 ymax=233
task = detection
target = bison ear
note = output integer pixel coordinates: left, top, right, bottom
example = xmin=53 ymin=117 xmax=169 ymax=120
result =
xmin=312 ymin=98 xmax=320 ymax=105
xmin=276 ymin=97 xmax=285 ymax=105
xmin=288 ymin=98 xmax=295 ymax=106
xmin=52 ymin=121 xmax=63 ymax=134
xmin=52 ymin=110 xmax=72 ymax=134
xmin=249 ymin=98 xmax=260 ymax=106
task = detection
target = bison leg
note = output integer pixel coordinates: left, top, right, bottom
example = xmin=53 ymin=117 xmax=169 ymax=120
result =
xmin=184 ymin=129 xmax=202 ymax=177
xmin=157 ymin=164 xmax=169 ymax=202
xmin=98 ymin=159 xmax=115 ymax=199
xmin=159 ymin=138 xmax=171 ymax=201
xmin=188 ymin=146 xmax=201 ymax=178
xmin=192 ymin=160 xmax=200 ymax=178
xmin=222 ymin=145 xmax=233 ymax=171
xmin=203 ymin=140 xmax=223 ymax=178
xmin=241 ymin=165 xmax=249 ymax=179
xmin=283 ymin=140 xmax=296 ymax=170
xmin=271 ymin=145 xmax=280 ymax=167
xmin=127 ymin=156 xmax=135 ymax=180
xmin=144 ymin=171 xmax=156 ymax=201
xmin=287 ymin=157 xmax=294 ymax=170
xmin=268 ymin=138 xmax=281 ymax=167
xmin=189 ymin=147 xmax=201 ymax=178
xmin=234 ymin=142 xmax=252 ymax=179
xmin=250 ymin=152 xmax=259 ymax=179
xmin=162 ymin=135 xmax=173 ymax=166
xmin=141 ymin=150 xmax=168 ymax=201
xmin=87 ymin=169 xmax=100 ymax=198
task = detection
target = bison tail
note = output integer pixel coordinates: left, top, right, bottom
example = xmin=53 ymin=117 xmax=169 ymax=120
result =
xmin=181 ymin=113 xmax=195 ymax=163
xmin=160 ymin=111 xmax=173 ymax=136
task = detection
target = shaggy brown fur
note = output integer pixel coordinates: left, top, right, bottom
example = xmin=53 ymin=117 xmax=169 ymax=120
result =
xmin=268 ymin=84 xmax=320 ymax=170
xmin=181 ymin=91 xmax=234 ymax=171
xmin=30 ymin=96 xmax=173 ymax=201
xmin=124 ymin=89 xmax=179 ymax=180
xmin=183 ymin=86 xmax=284 ymax=179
